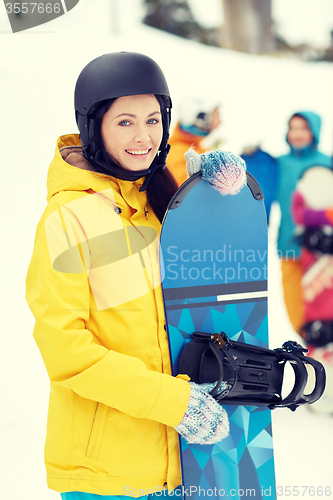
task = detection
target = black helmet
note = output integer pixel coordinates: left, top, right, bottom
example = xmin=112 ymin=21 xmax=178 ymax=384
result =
xmin=74 ymin=52 xmax=172 ymax=189
xmin=75 ymin=52 xmax=171 ymax=118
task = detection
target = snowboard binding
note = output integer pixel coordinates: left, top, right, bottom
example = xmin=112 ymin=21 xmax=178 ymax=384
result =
xmin=179 ymin=331 xmax=326 ymax=411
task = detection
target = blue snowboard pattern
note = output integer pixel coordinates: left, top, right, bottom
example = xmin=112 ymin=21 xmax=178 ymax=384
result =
xmin=160 ymin=173 xmax=276 ymax=500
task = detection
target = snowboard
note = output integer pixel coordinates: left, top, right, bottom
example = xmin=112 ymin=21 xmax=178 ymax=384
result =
xmin=160 ymin=171 xmax=276 ymax=500
xmin=295 ymin=166 xmax=333 ymax=326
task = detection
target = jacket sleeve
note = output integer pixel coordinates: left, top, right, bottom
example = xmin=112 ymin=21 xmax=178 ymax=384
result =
xmin=26 ymin=212 xmax=190 ymax=429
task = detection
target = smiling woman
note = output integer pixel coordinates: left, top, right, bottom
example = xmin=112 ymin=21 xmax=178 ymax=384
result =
xmin=25 ymin=51 xmax=230 ymax=500
xmin=73 ymin=52 xmax=178 ymax=222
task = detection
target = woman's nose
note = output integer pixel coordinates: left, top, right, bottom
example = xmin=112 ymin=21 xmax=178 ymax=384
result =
xmin=134 ymin=124 xmax=150 ymax=143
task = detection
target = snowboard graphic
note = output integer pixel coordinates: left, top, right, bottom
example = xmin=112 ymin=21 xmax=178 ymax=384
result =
xmin=160 ymin=171 xmax=276 ymax=500
xmin=294 ymin=166 xmax=333 ymax=325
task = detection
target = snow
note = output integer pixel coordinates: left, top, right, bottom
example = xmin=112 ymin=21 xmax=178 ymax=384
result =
xmin=1 ymin=1 xmax=333 ymax=499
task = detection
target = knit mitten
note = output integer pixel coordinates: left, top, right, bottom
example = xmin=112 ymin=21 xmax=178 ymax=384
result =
xmin=200 ymin=381 xmax=231 ymax=399
xmin=185 ymin=148 xmax=202 ymax=177
xmin=185 ymin=149 xmax=247 ymax=196
xmin=175 ymin=382 xmax=229 ymax=445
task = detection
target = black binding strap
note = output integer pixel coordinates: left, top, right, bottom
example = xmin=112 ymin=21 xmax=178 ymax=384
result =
xmin=179 ymin=331 xmax=326 ymax=411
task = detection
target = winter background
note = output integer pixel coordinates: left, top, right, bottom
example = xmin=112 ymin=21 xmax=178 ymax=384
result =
xmin=1 ymin=0 xmax=333 ymax=499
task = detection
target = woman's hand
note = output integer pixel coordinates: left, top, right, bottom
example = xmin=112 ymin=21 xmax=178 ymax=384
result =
xmin=174 ymin=382 xmax=229 ymax=445
xmin=185 ymin=148 xmax=247 ymax=196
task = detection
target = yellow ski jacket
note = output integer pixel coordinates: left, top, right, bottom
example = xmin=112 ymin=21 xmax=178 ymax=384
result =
xmin=26 ymin=135 xmax=191 ymax=496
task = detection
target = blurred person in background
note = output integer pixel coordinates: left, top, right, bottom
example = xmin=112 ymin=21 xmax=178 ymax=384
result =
xmin=292 ymin=165 xmax=333 ymax=414
xmin=167 ymin=98 xmax=222 ymax=187
xmin=275 ymin=111 xmax=331 ymax=335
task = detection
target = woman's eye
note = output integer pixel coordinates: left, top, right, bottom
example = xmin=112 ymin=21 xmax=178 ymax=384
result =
xmin=147 ymin=118 xmax=159 ymax=124
xmin=119 ymin=120 xmax=131 ymax=126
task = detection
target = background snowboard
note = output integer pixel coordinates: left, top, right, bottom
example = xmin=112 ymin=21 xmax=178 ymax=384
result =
xmin=160 ymin=172 xmax=276 ymax=500
xmin=295 ymin=166 xmax=333 ymax=325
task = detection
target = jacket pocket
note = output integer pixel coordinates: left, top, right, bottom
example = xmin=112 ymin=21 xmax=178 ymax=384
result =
xmin=85 ymin=402 xmax=108 ymax=460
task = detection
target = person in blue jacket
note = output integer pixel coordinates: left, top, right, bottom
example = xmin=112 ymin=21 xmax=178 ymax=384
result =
xmin=276 ymin=111 xmax=331 ymax=334
xmin=241 ymin=146 xmax=277 ymax=222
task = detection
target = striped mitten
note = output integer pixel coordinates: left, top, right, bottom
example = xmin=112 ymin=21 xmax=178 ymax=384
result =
xmin=175 ymin=382 xmax=229 ymax=445
xmin=185 ymin=148 xmax=247 ymax=196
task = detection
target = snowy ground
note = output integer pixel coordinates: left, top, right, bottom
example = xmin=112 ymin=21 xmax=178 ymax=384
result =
xmin=1 ymin=1 xmax=333 ymax=499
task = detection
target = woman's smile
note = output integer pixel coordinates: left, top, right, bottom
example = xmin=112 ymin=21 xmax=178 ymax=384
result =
xmin=126 ymin=148 xmax=151 ymax=156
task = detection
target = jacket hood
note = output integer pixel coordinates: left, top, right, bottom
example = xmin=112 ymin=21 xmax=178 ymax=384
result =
xmin=47 ymin=134 xmax=116 ymax=200
xmin=46 ymin=135 xmax=147 ymax=215
xmin=287 ymin=110 xmax=321 ymax=148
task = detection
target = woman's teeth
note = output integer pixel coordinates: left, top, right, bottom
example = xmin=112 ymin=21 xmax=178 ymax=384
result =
xmin=126 ymin=149 xmax=150 ymax=155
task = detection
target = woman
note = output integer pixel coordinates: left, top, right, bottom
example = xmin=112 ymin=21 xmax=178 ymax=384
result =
xmin=26 ymin=52 xmax=229 ymax=499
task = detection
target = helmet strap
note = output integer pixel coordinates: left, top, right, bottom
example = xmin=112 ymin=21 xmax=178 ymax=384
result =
xmin=84 ymin=144 xmax=170 ymax=191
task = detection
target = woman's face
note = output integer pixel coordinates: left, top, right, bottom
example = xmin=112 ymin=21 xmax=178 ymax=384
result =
xmin=287 ymin=116 xmax=313 ymax=149
xmin=101 ymin=94 xmax=163 ymax=172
